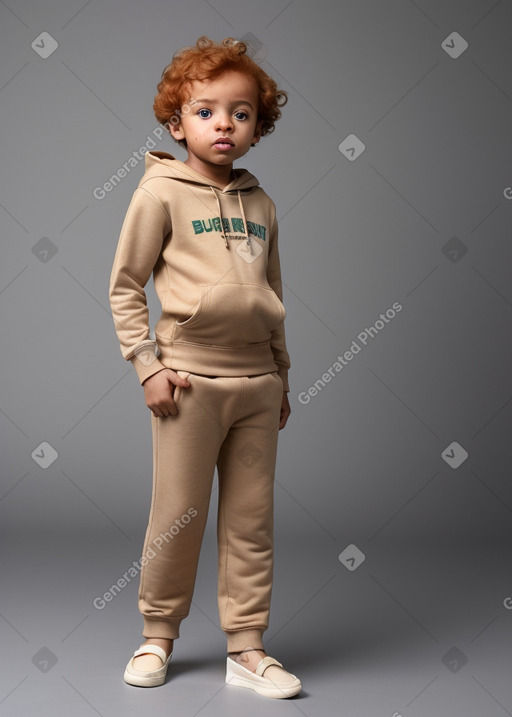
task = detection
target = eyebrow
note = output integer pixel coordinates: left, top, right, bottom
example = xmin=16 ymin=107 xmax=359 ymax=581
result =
xmin=194 ymin=98 xmax=254 ymax=110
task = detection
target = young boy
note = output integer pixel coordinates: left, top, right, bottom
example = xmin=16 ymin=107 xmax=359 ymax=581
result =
xmin=109 ymin=36 xmax=301 ymax=699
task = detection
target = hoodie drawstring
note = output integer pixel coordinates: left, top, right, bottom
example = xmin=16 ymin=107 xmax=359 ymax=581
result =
xmin=210 ymin=186 xmax=252 ymax=252
xmin=237 ymin=191 xmax=252 ymax=254
xmin=211 ymin=187 xmax=229 ymax=249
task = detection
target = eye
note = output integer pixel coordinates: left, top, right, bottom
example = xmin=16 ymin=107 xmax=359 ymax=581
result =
xmin=198 ymin=108 xmax=211 ymax=119
xmin=234 ymin=111 xmax=248 ymax=121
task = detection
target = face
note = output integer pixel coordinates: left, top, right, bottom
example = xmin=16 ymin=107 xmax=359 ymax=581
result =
xmin=169 ymin=70 xmax=263 ymax=176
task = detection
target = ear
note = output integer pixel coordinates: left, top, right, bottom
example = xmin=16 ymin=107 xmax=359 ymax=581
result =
xmin=168 ymin=119 xmax=186 ymax=143
xmin=251 ymin=119 xmax=264 ymax=147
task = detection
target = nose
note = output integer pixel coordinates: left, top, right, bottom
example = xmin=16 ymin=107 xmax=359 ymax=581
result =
xmin=215 ymin=112 xmax=233 ymax=132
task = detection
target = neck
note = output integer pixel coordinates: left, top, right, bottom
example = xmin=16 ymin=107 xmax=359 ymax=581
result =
xmin=184 ymin=158 xmax=234 ymax=189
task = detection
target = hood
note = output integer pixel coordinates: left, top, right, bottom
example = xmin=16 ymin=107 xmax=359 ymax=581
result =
xmin=142 ymin=150 xmax=260 ymax=191
xmin=142 ymin=150 xmax=260 ymax=250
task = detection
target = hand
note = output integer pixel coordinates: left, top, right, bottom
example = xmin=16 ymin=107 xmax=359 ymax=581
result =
xmin=279 ymin=391 xmax=291 ymax=430
xmin=142 ymin=369 xmax=190 ymax=418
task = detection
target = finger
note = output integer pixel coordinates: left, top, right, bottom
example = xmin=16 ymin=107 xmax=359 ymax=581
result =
xmin=167 ymin=370 xmax=191 ymax=387
xmin=150 ymin=403 xmax=168 ymax=419
xmin=164 ymin=389 xmax=178 ymax=416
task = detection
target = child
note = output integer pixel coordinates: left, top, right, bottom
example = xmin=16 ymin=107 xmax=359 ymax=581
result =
xmin=109 ymin=36 xmax=301 ymax=699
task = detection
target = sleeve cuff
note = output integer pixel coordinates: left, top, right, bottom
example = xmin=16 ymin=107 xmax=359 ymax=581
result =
xmin=129 ymin=353 xmax=168 ymax=385
xmin=277 ymin=365 xmax=289 ymax=393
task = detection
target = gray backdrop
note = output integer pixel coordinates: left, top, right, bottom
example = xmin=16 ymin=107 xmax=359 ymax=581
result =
xmin=1 ymin=1 xmax=512 ymax=716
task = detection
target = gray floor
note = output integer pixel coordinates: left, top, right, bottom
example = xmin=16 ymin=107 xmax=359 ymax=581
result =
xmin=2 ymin=526 xmax=512 ymax=717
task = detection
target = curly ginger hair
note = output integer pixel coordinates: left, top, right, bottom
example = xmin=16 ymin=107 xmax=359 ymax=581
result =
xmin=153 ymin=36 xmax=287 ymax=147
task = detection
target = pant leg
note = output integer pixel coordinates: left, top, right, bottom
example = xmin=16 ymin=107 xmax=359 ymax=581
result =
xmin=138 ymin=371 xmax=237 ymax=639
xmin=215 ymin=372 xmax=284 ymax=652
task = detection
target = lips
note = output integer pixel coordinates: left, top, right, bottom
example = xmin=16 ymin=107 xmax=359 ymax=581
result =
xmin=213 ymin=138 xmax=234 ymax=148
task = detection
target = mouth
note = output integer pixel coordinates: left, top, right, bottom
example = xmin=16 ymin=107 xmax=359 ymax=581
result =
xmin=213 ymin=138 xmax=234 ymax=150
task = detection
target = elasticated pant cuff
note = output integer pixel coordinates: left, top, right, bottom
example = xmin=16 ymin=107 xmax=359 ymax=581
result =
xmin=142 ymin=616 xmax=182 ymax=640
xmin=225 ymin=628 xmax=265 ymax=652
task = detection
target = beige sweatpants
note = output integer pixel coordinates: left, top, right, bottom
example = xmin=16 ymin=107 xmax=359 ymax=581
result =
xmin=137 ymin=370 xmax=284 ymax=653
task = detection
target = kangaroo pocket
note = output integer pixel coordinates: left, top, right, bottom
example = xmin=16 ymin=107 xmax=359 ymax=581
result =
xmin=170 ymin=283 xmax=285 ymax=347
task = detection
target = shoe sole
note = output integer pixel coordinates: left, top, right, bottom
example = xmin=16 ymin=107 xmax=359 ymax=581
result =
xmin=123 ymin=670 xmax=167 ymax=687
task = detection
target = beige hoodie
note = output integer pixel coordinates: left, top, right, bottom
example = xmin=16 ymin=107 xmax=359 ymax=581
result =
xmin=109 ymin=150 xmax=290 ymax=391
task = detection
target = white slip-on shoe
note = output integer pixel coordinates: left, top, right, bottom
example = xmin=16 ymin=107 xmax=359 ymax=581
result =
xmin=123 ymin=644 xmax=172 ymax=687
xmin=225 ymin=655 xmax=302 ymax=699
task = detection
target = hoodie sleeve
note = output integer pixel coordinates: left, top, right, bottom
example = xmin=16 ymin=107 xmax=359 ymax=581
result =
xmin=267 ymin=208 xmax=291 ymax=392
xmin=109 ymin=186 xmax=172 ymax=385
